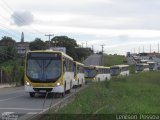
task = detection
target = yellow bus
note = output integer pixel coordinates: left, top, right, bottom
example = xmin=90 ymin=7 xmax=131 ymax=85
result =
xmin=110 ymin=65 xmax=129 ymax=76
xmin=135 ymin=63 xmax=149 ymax=72
xmin=73 ymin=61 xmax=85 ymax=87
xmin=84 ymin=66 xmax=97 ymax=82
xmin=95 ymin=66 xmax=111 ymax=81
xmin=147 ymin=61 xmax=157 ymax=71
xmin=24 ymin=50 xmax=74 ymax=97
xmin=84 ymin=65 xmax=111 ymax=82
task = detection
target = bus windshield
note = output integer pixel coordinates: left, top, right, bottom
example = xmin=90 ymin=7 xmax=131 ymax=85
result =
xmin=84 ymin=68 xmax=97 ymax=78
xmin=148 ymin=63 xmax=155 ymax=69
xmin=26 ymin=52 xmax=62 ymax=83
xmin=110 ymin=67 xmax=120 ymax=76
xmin=136 ymin=65 xmax=143 ymax=71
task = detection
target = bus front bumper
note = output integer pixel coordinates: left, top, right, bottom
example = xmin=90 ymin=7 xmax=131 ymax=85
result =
xmin=25 ymin=85 xmax=64 ymax=93
xmin=73 ymin=80 xmax=78 ymax=86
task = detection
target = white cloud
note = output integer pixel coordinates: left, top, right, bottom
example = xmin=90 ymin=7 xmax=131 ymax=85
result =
xmin=1 ymin=0 xmax=160 ymax=54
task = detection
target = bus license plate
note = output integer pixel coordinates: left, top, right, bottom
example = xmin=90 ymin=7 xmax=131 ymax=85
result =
xmin=40 ymin=90 xmax=46 ymax=92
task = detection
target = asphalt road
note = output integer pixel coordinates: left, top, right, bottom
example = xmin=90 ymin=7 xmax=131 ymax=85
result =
xmin=0 ymin=86 xmax=85 ymax=120
xmin=83 ymin=54 xmax=102 ymax=66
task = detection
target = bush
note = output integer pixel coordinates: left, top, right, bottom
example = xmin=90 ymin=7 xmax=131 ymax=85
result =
xmin=0 ymin=59 xmax=24 ymax=85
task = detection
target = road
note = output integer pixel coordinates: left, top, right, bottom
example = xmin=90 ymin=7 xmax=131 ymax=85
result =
xmin=0 ymin=86 xmax=85 ymax=120
xmin=83 ymin=54 xmax=102 ymax=66
xmin=0 ymin=54 xmax=102 ymax=120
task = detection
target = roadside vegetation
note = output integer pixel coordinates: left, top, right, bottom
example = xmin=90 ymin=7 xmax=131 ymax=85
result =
xmin=41 ymin=71 xmax=160 ymax=120
xmin=0 ymin=59 xmax=24 ymax=85
xmin=102 ymin=54 xmax=125 ymax=66
xmin=0 ymin=36 xmax=24 ymax=85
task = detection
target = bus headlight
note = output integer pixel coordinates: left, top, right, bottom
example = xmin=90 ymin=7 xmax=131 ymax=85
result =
xmin=26 ymin=81 xmax=30 ymax=86
xmin=56 ymin=82 xmax=60 ymax=86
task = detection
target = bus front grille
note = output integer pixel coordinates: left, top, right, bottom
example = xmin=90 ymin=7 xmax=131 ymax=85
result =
xmin=33 ymin=88 xmax=53 ymax=92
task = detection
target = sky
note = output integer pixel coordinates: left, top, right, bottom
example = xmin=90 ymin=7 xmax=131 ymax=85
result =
xmin=1 ymin=0 xmax=160 ymax=55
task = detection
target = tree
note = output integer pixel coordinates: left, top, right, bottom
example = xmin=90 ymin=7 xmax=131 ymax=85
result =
xmin=0 ymin=36 xmax=17 ymax=61
xmin=29 ymin=38 xmax=47 ymax=50
xmin=51 ymin=36 xmax=78 ymax=59
xmin=75 ymin=48 xmax=93 ymax=62
xmin=0 ymin=36 xmax=16 ymax=46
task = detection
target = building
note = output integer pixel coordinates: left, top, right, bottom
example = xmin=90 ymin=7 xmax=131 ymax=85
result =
xmin=16 ymin=32 xmax=29 ymax=56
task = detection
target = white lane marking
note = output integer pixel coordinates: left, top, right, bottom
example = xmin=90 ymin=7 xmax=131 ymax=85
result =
xmin=0 ymin=95 xmax=26 ymax=102
xmin=0 ymin=108 xmax=44 ymax=111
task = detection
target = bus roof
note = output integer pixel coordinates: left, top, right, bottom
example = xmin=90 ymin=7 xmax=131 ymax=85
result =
xmin=147 ymin=61 xmax=156 ymax=64
xmin=140 ymin=60 xmax=148 ymax=62
xmin=111 ymin=64 xmax=129 ymax=68
xmin=94 ymin=65 xmax=110 ymax=69
xmin=136 ymin=63 xmax=149 ymax=66
xmin=74 ymin=61 xmax=84 ymax=66
xmin=27 ymin=50 xmax=73 ymax=60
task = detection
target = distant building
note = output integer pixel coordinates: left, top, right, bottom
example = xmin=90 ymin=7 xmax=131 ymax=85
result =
xmin=16 ymin=32 xmax=29 ymax=56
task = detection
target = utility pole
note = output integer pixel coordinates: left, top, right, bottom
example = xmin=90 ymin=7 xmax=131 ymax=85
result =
xmin=143 ymin=46 xmax=144 ymax=53
xmin=45 ymin=34 xmax=54 ymax=49
xmin=158 ymin=42 xmax=159 ymax=53
xmin=150 ymin=44 xmax=151 ymax=53
xmin=139 ymin=46 xmax=140 ymax=54
xmin=100 ymin=45 xmax=105 ymax=54
xmin=92 ymin=45 xmax=94 ymax=52
xmin=100 ymin=44 xmax=105 ymax=66
xmin=86 ymin=41 xmax=87 ymax=48
xmin=82 ymin=42 xmax=84 ymax=48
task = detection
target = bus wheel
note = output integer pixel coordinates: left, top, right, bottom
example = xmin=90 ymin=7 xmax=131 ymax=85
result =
xmin=67 ymin=81 xmax=72 ymax=94
xmin=78 ymin=79 xmax=79 ymax=87
xmin=29 ymin=92 xmax=35 ymax=97
xmin=70 ymin=81 xmax=72 ymax=89
xmin=62 ymin=83 xmax=66 ymax=97
xmin=80 ymin=79 xmax=82 ymax=87
xmin=62 ymin=92 xmax=65 ymax=97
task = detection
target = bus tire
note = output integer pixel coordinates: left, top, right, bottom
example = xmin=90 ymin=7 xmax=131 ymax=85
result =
xmin=78 ymin=79 xmax=79 ymax=86
xmin=80 ymin=79 xmax=82 ymax=87
xmin=70 ymin=80 xmax=72 ymax=89
xmin=69 ymin=81 xmax=72 ymax=93
xmin=29 ymin=92 xmax=35 ymax=97
xmin=62 ymin=82 xmax=66 ymax=97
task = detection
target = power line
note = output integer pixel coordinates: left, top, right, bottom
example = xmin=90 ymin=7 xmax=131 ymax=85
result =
xmin=0 ymin=27 xmax=20 ymax=40
xmin=0 ymin=0 xmax=44 ymax=35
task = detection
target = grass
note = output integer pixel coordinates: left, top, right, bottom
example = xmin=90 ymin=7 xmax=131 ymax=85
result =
xmin=40 ymin=71 xmax=160 ymax=120
xmin=102 ymin=54 xmax=125 ymax=66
